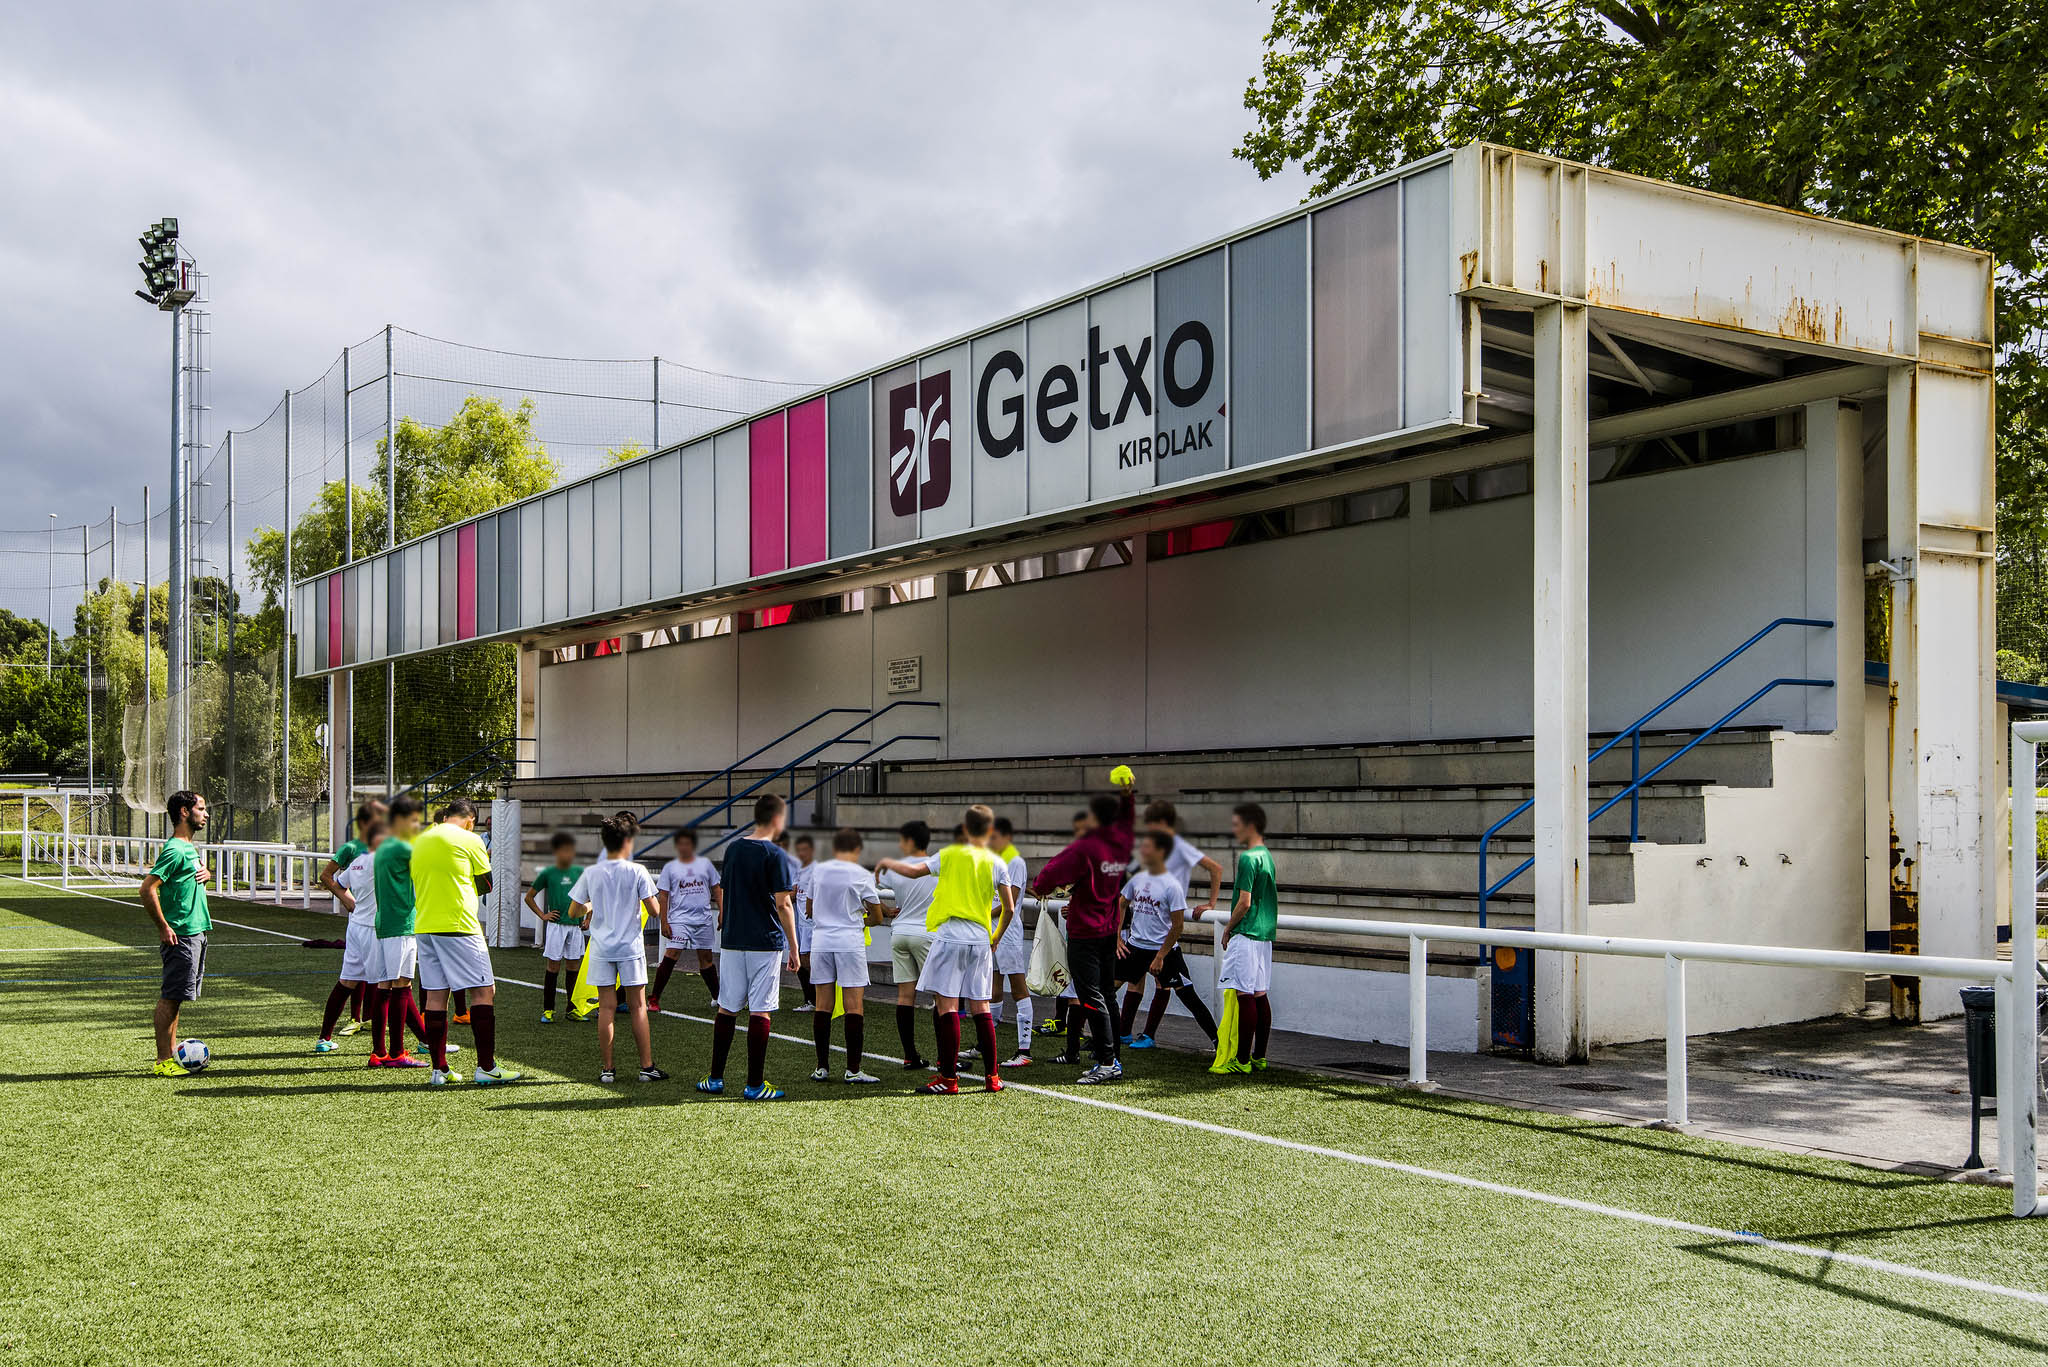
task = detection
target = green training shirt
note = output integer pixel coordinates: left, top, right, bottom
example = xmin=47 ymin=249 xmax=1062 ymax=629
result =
xmin=1232 ymin=846 xmax=1279 ymax=942
xmin=372 ymin=836 xmax=416 ymax=939
xmin=332 ymin=838 xmax=367 ymax=870
xmin=531 ymin=864 xmax=583 ymax=921
xmin=149 ymin=837 xmax=211 ymax=937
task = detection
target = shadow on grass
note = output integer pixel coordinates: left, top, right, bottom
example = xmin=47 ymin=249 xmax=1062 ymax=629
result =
xmin=178 ymin=1077 xmax=578 ymax=1099
xmin=1685 ymin=1242 xmax=2048 ymax=1352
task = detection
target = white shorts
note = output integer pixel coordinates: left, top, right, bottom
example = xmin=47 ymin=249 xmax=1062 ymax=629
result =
xmin=716 ymin=948 xmax=782 ymax=1013
xmin=794 ymin=911 xmax=814 ymax=953
xmin=993 ymin=919 xmax=1028 ymax=975
xmin=664 ymin=908 xmax=717 ymax=951
xmin=587 ymin=950 xmax=648 ymax=990
xmin=917 ymin=937 xmax=994 ymax=1002
xmin=542 ymin=922 xmax=586 ymax=962
xmin=1219 ymin=936 xmax=1273 ymax=994
xmin=810 ymin=948 xmax=869 ymax=989
xmin=417 ymin=932 xmax=495 ymax=993
xmin=340 ymin=921 xmax=377 ymax=982
xmin=890 ymin=929 xmax=932 ymax=985
xmin=369 ymin=933 xmax=418 ymax=983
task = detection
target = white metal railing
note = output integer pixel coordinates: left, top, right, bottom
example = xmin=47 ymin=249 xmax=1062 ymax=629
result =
xmin=24 ymin=829 xmax=334 ymax=909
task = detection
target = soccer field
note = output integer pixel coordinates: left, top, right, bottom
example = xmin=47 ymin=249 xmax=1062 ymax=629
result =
xmin=2 ymin=879 xmax=2043 ymax=1364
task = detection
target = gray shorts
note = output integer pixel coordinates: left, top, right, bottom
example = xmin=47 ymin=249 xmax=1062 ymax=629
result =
xmin=160 ymin=933 xmax=207 ymax=1002
xmin=890 ymin=930 xmax=932 ymax=985
xmin=417 ymin=932 xmax=495 ymax=993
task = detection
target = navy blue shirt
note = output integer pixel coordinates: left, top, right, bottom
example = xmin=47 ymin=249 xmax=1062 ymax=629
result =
xmin=719 ymin=837 xmax=790 ymax=952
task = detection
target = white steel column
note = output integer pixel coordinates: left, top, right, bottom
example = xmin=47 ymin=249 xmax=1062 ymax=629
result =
xmin=2008 ymin=721 xmax=2043 ymax=1217
xmin=515 ymin=647 xmax=540 ymax=779
xmin=1530 ymin=299 xmax=1591 ymax=1062
xmin=1886 ymin=358 xmax=1998 ymax=1019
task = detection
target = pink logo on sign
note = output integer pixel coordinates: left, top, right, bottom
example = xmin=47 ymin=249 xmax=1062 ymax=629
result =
xmin=887 ymin=373 xmax=951 ymax=518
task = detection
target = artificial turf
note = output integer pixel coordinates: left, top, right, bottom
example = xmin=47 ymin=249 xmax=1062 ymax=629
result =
xmin=1 ymin=878 xmax=2044 ymax=1365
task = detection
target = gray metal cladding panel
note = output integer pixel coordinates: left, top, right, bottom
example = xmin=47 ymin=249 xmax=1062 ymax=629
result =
xmin=1401 ymin=164 xmax=1458 ymax=428
xmin=828 ymin=384 xmax=870 ymax=558
xmin=648 ymin=451 xmax=682 ymax=599
xmin=619 ymin=460 xmax=652 ymax=605
xmin=542 ymin=492 xmax=568 ymax=622
xmin=403 ymin=544 xmax=424 ymax=655
xmin=521 ymin=501 xmax=545 ymax=628
xmin=387 ymin=546 xmax=407 ymax=655
xmin=475 ymin=515 xmax=498 ymax=637
xmin=593 ymin=471 xmax=623 ymax=612
xmin=1085 ymin=278 xmax=1156 ymax=502
xmin=342 ymin=564 xmax=361 ymax=667
xmin=369 ymin=559 xmax=387 ymax=663
xmin=1230 ymin=218 xmax=1309 ymax=468
xmin=567 ymin=480 xmax=596 ymax=618
xmin=682 ymin=441 xmax=717 ymax=592
xmin=497 ymin=505 xmax=521 ymax=631
xmin=1153 ymin=248 xmax=1228 ymax=483
xmin=871 ymin=363 xmax=917 ymax=547
xmin=313 ymin=579 xmax=329 ymax=672
xmin=970 ymin=324 xmax=1028 ymax=524
xmin=1027 ymin=302 xmax=1089 ymax=511
xmin=712 ymin=428 xmax=750 ymax=584
xmin=438 ymin=532 xmax=458 ymax=645
xmin=1313 ymin=184 xmax=1402 ymax=447
xmin=420 ymin=535 xmax=440 ymax=647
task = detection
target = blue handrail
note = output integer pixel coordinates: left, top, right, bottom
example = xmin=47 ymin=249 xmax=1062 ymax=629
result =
xmin=636 ymin=707 xmax=877 ymax=826
xmin=696 ymin=732 xmax=945 ymax=856
xmin=637 ymin=700 xmax=941 ymax=845
xmin=389 ymin=736 xmax=533 ymax=803
xmin=1476 ymin=617 xmax=1833 ymax=928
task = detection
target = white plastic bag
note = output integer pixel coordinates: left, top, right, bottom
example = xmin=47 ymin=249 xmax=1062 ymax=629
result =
xmin=1026 ymin=905 xmax=1071 ymax=997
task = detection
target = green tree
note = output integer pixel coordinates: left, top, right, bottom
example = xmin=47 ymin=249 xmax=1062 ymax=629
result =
xmin=1240 ymin=0 xmax=2048 ymax=667
xmin=0 ymin=607 xmax=50 ymax=665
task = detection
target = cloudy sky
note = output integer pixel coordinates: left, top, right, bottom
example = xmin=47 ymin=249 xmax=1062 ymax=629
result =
xmin=0 ymin=1 xmax=1308 ymax=573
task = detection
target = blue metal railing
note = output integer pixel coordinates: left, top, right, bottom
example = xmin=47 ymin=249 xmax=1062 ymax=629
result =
xmin=1476 ymin=617 xmax=1834 ymax=927
xmin=695 ymin=732 xmax=944 ymax=857
xmin=636 ymin=700 xmax=941 ymax=846
xmin=389 ymin=736 xmax=533 ymax=805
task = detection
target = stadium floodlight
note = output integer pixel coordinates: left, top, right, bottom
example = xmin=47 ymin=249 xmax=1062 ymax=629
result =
xmin=133 ymin=217 xmax=192 ymax=310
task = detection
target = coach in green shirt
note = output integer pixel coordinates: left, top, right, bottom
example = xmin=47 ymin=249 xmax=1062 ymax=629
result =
xmin=140 ymin=790 xmax=212 ymax=1077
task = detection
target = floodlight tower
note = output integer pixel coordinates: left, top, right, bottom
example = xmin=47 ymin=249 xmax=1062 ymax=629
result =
xmin=134 ymin=218 xmax=197 ymax=793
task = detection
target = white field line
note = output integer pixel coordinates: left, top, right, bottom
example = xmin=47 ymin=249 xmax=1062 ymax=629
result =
xmin=18 ymin=878 xmax=2048 ymax=1312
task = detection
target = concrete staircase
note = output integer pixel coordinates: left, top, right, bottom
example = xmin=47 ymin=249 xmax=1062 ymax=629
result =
xmin=500 ymin=730 xmax=1777 ymax=973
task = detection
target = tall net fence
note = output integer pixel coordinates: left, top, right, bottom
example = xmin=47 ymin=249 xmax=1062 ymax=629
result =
xmin=4 ymin=325 xmax=811 ymax=844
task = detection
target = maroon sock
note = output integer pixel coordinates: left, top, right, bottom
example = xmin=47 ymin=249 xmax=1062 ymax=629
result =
xmin=424 ymin=1009 xmax=450 ymax=1070
xmin=452 ymin=988 xmax=468 ymax=1016
xmin=470 ymin=1003 xmax=496 ymax=1071
xmin=709 ymin=1012 xmax=737 ymax=1081
xmin=319 ymin=981 xmax=352 ymax=1040
xmin=385 ymin=986 xmax=408 ymax=1056
xmin=937 ymin=1010 xmax=962 ymax=1079
xmin=405 ymin=989 xmax=429 ymax=1047
xmin=973 ymin=1012 xmax=999 ymax=1079
xmin=845 ymin=1013 xmax=865 ymax=1074
xmin=745 ymin=1015 xmax=771 ymax=1088
xmin=651 ymin=957 xmax=677 ymax=1003
xmin=1119 ymin=989 xmax=1143 ymax=1038
xmin=1252 ymin=995 xmax=1273 ymax=1059
xmin=366 ymin=985 xmax=389 ymax=1055
xmin=1235 ymin=997 xmax=1255 ymax=1064
xmin=349 ymin=980 xmax=369 ymax=1021
xmin=1144 ymin=989 xmax=1171 ymax=1038
xmin=701 ymin=961 xmax=720 ymax=1001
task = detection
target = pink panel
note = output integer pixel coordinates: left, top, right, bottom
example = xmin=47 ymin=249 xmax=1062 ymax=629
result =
xmin=749 ymin=412 xmax=787 ymax=575
xmin=327 ymin=573 xmax=343 ymax=666
xmin=786 ymin=397 xmax=828 ymax=566
xmin=456 ymin=523 xmax=478 ymax=639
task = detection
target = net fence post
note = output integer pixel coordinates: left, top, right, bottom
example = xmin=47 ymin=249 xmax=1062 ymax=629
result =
xmin=489 ymin=796 xmax=522 ymax=948
xmin=385 ymin=326 xmax=397 ymax=795
xmin=2009 ymin=722 xmax=2043 ymax=1216
xmin=1665 ymin=953 xmax=1688 ymax=1126
xmin=60 ymin=793 xmax=71 ymax=890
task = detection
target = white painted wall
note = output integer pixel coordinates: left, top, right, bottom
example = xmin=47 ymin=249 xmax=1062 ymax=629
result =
xmin=538 ymin=446 xmax=1837 ymax=776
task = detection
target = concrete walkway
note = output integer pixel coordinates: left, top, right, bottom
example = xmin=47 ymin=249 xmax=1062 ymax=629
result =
xmin=1143 ymin=991 xmax=2019 ymax=1179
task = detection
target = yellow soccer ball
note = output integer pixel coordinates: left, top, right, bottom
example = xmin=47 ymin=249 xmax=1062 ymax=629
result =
xmin=1109 ymin=764 xmax=1135 ymax=788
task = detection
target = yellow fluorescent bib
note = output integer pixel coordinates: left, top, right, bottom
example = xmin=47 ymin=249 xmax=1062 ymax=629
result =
xmin=928 ymin=845 xmax=1003 ymax=935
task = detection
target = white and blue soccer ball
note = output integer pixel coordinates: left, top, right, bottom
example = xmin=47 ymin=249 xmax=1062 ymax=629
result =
xmin=174 ymin=1039 xmax=211 ymax=1071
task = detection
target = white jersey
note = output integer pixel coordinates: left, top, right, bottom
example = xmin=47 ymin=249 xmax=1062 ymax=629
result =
xmin=572 ymin=857 xmax=658 ymax=960
xmin=340 ymin=851 xmax=378 ymax=929
xmin=656 ymin=855 xmax=720 ymax=916
xmin=879 ymin=863 xmax=937 ymax=939
xmin=1121 ymin=870 xmax=1187 ymax=951
xmin=1165 ymin=835 xmax=1208 ymax=898
xmin=807 ymin=859 xmax=882 ymax=954
xmin=793 ymin=861 xmax=816 ymax=919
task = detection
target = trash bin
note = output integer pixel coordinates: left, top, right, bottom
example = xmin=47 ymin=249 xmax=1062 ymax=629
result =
xmin=1959 ymin=982 xmax=2047 ymax=1171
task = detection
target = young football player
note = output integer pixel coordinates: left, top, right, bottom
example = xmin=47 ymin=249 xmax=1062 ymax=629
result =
xmin=317 ymin=816 xmax=386 ymax=1052
xmin=877 ymin=804 xmax=1017 ymax=1095
xmin=140 ymin=790 xmax=211 ymax=1077
xmin=570 ymin=813 xmax=665 ymax=1083
xmin=411 ymin=799 xmax=520 ymax=1087
xmin=370 ymin=795 xmax=430 ymax=1071
xmin=527 ymin=831 xmax=585 ymax=1023
xmin=651 ymin=827 xmax=721 ymax=1012
xmin=1217 ymin=803 xmax=1279 ymax=1074
xmin=790 ymin=832 xmax=816 ymax=1006
xmin=987 ymin=817 xmax=1034 ymax=1067
xmin=1143 ymin=800 xmax=1223 ymax=917
xmin=697 ymin=794 xmax=801 ymax=1100
xmin=1116 ymin=829 xmax=1219 ymax=1048
xmin=1036 ymin=807 xmax=1095 ymax=1044
xmin=878 ymin=820 xmax=938 ymax=1070
xmin=1030 ymin=780 xmax=1134 ymax=1083
xmin=804 ymin=827 xmax=885 ymax=1084
xmin=314 ymin=799 xmax=386 ymax=1037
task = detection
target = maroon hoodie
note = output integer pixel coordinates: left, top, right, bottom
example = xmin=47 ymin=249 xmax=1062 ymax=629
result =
xmin=1030 ymin=791 xmax=1134 ymax=941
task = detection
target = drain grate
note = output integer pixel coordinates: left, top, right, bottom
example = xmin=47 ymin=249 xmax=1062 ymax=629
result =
xmin=1326 ymin=1060 xmax=1407 ymax=1076
xmin=1559 ymin=1081 xmax=1632 ymax=1093
xmin=1751 ymin=1066 xmax=1834 ymax=1082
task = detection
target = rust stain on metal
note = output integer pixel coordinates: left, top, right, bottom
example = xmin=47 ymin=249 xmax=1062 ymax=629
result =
xmin=1539 ymin=259 xmax=1550 ymax=294
xmin=1779 ymin=296 xmax=1829 ymax=344
xmin=1459 ymin=251 xmax=1479 ymax=290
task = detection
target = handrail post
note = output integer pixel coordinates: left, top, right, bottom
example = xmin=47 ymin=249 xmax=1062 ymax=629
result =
xmin=1408 ymin=935 xmax=1429 ymax=1086
xmin=1630 ymin=729 xmax=1642 ymax=842
xmin=1664 ymin=953 xmax=1688 ymax=1126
